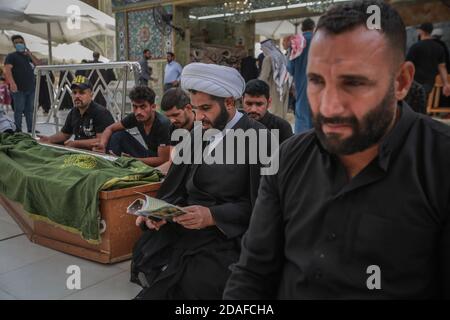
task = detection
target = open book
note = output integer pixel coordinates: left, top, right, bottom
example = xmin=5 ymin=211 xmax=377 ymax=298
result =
xmin=127 ymin=192 xmax=187 ymax=221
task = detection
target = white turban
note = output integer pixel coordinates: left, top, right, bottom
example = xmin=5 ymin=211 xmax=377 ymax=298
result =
xmin=181 ymin=63 xmax=245 ymax=100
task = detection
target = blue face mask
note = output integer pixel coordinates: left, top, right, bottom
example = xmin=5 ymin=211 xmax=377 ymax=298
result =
xmin=15 ymin=43 xmax=26 ymax=52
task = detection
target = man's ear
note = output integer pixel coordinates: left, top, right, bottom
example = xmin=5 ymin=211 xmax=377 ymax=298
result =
xmin=224 ymin=97 xmax=235 ymax=110
xmin=267 ymin=97 xmax=272 ymax=109
xmin=395 ymin=61 xmax=415 ymax=101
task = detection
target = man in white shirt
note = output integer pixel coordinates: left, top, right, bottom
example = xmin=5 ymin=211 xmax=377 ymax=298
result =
xmin=163 ymin=52 xmax=183 ymax=92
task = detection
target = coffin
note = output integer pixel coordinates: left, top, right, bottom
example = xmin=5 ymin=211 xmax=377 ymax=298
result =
xmin=0 ymin=182 xmax=161 ymax=264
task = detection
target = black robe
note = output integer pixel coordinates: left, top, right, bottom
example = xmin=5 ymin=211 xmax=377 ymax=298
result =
xmin=131 ymin=114 xmax=271 ymax=299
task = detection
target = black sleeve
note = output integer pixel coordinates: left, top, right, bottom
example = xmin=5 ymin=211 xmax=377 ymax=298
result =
xmin=4 ymin=53 xmax=16 ymax=66
xmin=223 ymin=164 xmax=284 ymax=299
xmin=441 ymin=204 xmax=450 ymax=298
xmin=437 ymin=45 xmax=446 ymax=65
xmin=120 ymin=113 xmax=138 ymax=129
xmin=406 ymin=44 xmax=417 ymax=63
xmin=156 ymin=117 xmax=172 ymax=147
xmin=280 ymin=121 xmax=294 ymax=144
xmin=61 ymin=110 xmax=73 ymax=134
xmin=94 ymin=109 xmax=115 ymax=133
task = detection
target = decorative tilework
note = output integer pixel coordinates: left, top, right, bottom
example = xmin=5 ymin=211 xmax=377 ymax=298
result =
xmin=127 ymin=6 xmax=173 ymax=60
xmin=115 ymin=11 xmax=127 ymax=61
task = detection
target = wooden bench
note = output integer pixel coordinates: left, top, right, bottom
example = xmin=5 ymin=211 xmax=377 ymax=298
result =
xmin=427 ymin=74 xmax=450 ymax=115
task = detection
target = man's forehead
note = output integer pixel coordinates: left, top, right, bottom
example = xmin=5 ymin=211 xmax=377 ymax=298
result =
xmin=310 ymin=26 xmax=389 ymax=63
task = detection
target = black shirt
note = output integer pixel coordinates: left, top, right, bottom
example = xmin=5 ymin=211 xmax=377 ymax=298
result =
xmin=4 ymin=52 xmax=35 ymax=92
xmin=61 ymin=101 xmax=114 ymax=140
xmin=406 ymin=39 xmax=446 ymax=88
xmin=224 ymin=103 xmax=450 ymax=299
xmin=258 ymin=111 xmax=293 ymax=144
xmin=121 ymin=112 xmax=171 ymax=156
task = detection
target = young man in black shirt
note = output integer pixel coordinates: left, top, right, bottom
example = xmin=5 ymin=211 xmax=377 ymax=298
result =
xmin=406 ymin=22 xmax=450 ymax=97
xmin=157 ymin=87 xmax=196 ymax=174
xmin=38 ymin=76 xmax=114 ymax=150
xmin=224 ymin=0 xmax=450 ymax=299
xmin=3 ymin=34 xmax=41 ymax=133
xmin=243 ymin=79 xmax=293 ymax=144
xmin=94 ymin=86 xmax=171 ymax=167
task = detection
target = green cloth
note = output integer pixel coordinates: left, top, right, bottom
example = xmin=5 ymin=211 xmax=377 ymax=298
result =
xmin=0 ymin=133 xmax=163 ymax=241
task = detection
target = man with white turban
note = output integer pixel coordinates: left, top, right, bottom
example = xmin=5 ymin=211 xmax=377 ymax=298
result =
xmin=131 ymin=63 xmax=273 ymax=300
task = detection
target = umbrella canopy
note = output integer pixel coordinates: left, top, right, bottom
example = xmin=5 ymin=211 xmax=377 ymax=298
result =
xmin=0 ymin=0 xmax=115 ymax=63
xmin=0 ymin=30 xmax=109 ymax=63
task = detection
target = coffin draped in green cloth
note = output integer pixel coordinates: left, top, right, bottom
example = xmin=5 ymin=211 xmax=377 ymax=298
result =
xmin=0 ymin=133 xmax=163 ymax=242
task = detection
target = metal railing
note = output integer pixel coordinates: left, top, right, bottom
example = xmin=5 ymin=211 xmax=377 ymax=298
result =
xmin=32 ymin=62 xmax=141 ymax=136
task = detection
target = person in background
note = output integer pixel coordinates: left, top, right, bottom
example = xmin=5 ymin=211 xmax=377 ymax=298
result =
xmin=3 ymin=34 xmax=41 ymax=133
xmin=406 ymin=22 xmax=450 ymax=98
xmin=259 ymin=39 xmax=290 ymax=120
xmin=243 ymin=79 xmax=293 ymax=143
xmin=138 ymin=49 xmax=157 ymax=87
xmin=163 ymin=52 xmax=183 ymax=92
xmin=287 ymin=18 xmax=315 ymax=134
xmin=240 ymin=49 xmax=259 ymax=83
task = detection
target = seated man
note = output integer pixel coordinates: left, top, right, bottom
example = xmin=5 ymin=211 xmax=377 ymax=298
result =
xmin=94 ymin=86 xmax=171 ymax=167
xmin=161 ymin=87 xmax=196 ymax=137
xmin=38 ymin=76 xmax=114 ymax=150
xmin=243 ymin=79 xmax=293 ymax=144
xmin=157 ymin=87 xmax=195 ymax=174
xmin=130 ymin=63 xmax=273 ymax=300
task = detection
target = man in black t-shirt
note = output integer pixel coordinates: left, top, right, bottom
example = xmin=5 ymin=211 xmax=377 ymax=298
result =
xmin=38 ymin=76 xmax=114 ymax=150
xmin=406 ymin=22 xmax=450 ymax=97
xmin=94 ymin=86 xmax=171 ymax=167
xmin=243 ymin=79 xmax=293 ymax=144
xmin=3 ymin=34 xmax=41 ymax=133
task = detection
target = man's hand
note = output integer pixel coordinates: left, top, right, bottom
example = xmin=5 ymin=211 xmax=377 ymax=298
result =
xmin=443 ymin=84 xmax=450 ymax=97
xmin=173 ymin=205 xmax=215 ymax=230
xmin=10 ymin=82 xmax=18 ymax=93
xmin=37 ymin=135 xmax=50 ymax=143
xmin=64 ymin=140 xmax=76 ymax=148
xmin=92 ymin=142 xmax=106 ymax=153
xmin=135 ymin=216 xmax=166 ymax=231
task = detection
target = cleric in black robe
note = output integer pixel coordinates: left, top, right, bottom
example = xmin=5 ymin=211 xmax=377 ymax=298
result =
xmin=131 ymin=63 xmax=274 ymax=299
xmin=224 ymin=1 xmax=450 ymax=299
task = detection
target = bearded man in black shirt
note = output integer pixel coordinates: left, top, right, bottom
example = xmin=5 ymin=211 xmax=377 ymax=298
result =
xmin=243 ymin=79 xmax=293 ymax=144
xmin=224 ymin=0 xmax=450 ymax=299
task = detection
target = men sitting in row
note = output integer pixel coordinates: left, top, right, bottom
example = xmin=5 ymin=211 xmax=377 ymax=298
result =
xmin=38 ymin=76 xmax=114 ymax=149
xmin=94 ymin=86 xmax=171 ymax=167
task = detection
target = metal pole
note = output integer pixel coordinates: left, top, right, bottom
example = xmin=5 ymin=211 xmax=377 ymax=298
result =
xmin=122 ymin=65 xmax=128 ymax=119
xmin=32 ymin=69 xmax=42 ymax=138
xmin=47 ymin=22 xmax=53 ymax=65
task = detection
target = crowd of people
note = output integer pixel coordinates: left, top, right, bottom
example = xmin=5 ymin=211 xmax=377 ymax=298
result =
xmin=0 ymin=0 xmax=450 ymax=300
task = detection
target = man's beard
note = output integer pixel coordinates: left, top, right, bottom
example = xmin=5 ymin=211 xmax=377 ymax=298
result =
xmin=313 ymin=80 xmax=397 ymax=155
xmin=202 ymin=101 xmax=229 ymax=131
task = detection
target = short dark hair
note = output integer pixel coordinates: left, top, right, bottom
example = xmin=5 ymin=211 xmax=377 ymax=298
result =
xmin=11 ymin=35 xmax=24 ymax=43
xmin=93 ymin=51 xmax=100 ymax=59
xmin=302 ymin=18 xmax=315 ymax=32
xmin=316 ymin=0 xmax=406 ymax=60
xmin=161 ymin=88 xmax=190 ymax=111
xmin=143 ymin=49 xmax=150 ymax=55
xmin=167 ymin=52 xmax=175 ymax=57
xmin=244 ymin=79 xmax=270 ymax=100
xmin=129 ymin=86 xmax=156 ymax=104
xmin=418 ymin=22 xmax=433 ymax=35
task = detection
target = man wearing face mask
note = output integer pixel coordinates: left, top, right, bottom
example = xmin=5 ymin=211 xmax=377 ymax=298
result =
xmin=3 ymin=35 xmax=41 ymax=133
